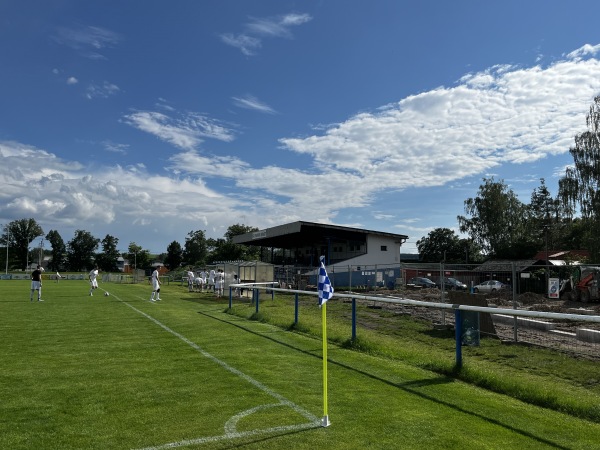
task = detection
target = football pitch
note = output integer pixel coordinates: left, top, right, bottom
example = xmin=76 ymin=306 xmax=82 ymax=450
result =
xmin=2 ymin=279 xmax=600 ymax=449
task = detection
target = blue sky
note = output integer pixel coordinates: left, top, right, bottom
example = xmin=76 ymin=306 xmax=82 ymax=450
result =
xmin=2 ymin=1 xmax=600 ymax=255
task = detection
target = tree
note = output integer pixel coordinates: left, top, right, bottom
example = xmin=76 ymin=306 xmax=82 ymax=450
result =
xmin=126 ymin=242 xmax=150 ymax=271
xmin=459 ymin=238 xmax=483 ymax=264
xmin=205 ymin=224 xmax=261 ymax=263
xmin=1 ymin=225 xmax=12 ymax=271
xmin=2 ymin=219 xmax=44 ymax=270
xmin=164 ymin=241 xmax=183 ymax=270
xmin=207 ymin=238 xmax=243 ymax=263
xmin=558 ymin=95 xmax=600 ymax=260
xmin=183 ymin=230 xmax=208 ymax=266
xmin=45 ymin=230 xmax=66 ymax=271
xmin=67 ymin=230 xmax=100 ymax=272
xmin=457 ymin=178 xmax=532 ymax=259
xmin=525 ymin=178 xmax=580 ymax=257
xmin=417 ymin=228 xmax=466 ymax=263
xmin=95 ymin=234 xmax=120 ymax=272
xmin=223 ymin=224 xmax=260 ymax=260
xmin=224 ymin=224 xmax=259 ymax=241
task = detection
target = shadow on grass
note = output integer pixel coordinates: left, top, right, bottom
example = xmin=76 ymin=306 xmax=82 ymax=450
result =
xmin=197 ymin=309 xmax=570 ymax=450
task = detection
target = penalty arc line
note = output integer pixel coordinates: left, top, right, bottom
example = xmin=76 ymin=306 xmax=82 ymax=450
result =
xmin=114 ymin=295 xmax=321 ymax=449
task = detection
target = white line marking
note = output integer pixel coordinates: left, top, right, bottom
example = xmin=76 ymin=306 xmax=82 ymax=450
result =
xmin=224 ymin=403 xmax=286 ymax=435
xmin=137 ymin=422 xmax=318 ymax=450
xmin=112 ymin=294 xmax=320 ymax=449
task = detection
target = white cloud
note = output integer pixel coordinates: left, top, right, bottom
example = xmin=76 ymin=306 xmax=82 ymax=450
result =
xmin=221 ymin=12 xmax=312 ymax=55
xmin=164 ymin=43 xmax=600 ymax=232
xmin=102 ymin=141 xmax=129 ymax=154
xmin=278 ymin=50 xmax=600 ymax=196
xmin=67 ymin=77 xmax=78 ymax=85
xmin=280 ymin=13 xmax=312 ymax=27
xmin=0 ymin=141 xmax=254 ymax=248
xmin=54 ymin=25 xmax=121 ymax=59
xmin=3 ymin=43 xmax=600 ymax=252
xmin=123 ymin=110 xmax=236 ymax=150
xmin=86 ymin=81 xmax=120 ymax=99
xmin=246 ymin=13 xmax=311 ymax=38
xmin=566 ymin=43 xmax=600 ymax=60
xmin=219 ymin=33 xmax=261 ymax=56
xmin=232 ymin=95 xmax=276 ymax=114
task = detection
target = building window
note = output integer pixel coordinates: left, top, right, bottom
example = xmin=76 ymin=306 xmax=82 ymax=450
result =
xmin=381 ymin=245 xmax=387 ymax=251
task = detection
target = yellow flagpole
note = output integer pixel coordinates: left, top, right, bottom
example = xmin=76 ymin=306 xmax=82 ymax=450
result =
xmin=321 ymin=301 xmax=330 ymax=427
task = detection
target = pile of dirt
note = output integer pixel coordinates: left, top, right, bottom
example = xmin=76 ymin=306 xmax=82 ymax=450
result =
xmin=517 ymin=292 xmax=547 ymax=305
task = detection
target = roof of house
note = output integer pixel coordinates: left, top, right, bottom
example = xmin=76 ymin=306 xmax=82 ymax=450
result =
xmin=473 ymin=259 xmax=540 ymax=272
xmin=232 ymin=220 xmax=408 ymax=249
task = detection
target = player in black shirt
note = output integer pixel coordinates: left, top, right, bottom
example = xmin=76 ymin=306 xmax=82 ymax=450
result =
xmin=30 ymin=265 xmax=43 ymax=302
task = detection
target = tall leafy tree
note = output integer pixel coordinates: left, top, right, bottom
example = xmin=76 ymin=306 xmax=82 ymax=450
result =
xmin=207 ymin=238 xmax=243 ymax=263
xmin=183 ymin=230 xmax=207 ymax=266
xmin=45 ymin=229 xmax=66 ymax=271
xmin=224 ymin=224 xmax=259 ymax=241
xmin=416 ymin=228 xmax=477 ymax=263
xmin=224 ymin=223 xmax=260 ymax=260
xmin=457 ymin=177 xmax=533 ymax=259
xmin=208 ymin=224 xmax=261 ymax=263
xmin=2 ymin=219 xmax=44 ymax=270
xmin=558 ymin=95 xmax=600 ymax=260
xmin=96 ymin=234 xmax=120 ymax=272
xmin=164 ymin=241 xmax=183 ymax=270
xmin=67 ymin=230 xmax=100 ymax=272
xmin=527 ymin=178 xmax=574 ymax=256
xmin=126 ymin=242 xmax=150 ymax=271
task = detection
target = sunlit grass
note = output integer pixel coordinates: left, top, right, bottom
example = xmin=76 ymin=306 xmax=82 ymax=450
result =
xmin=2 ymin=280 xmax=600 ymax=449
xmin=225 ymin=290 xmax=600 ymax=422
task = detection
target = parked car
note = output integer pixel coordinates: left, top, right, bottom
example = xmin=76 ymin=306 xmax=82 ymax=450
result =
xmin=473 ymin=280 xmax=507 ymax=293
xmin=436 ymin=277 xmax=468 ymax=291
xmin=408 ymin=277 xmax=437 ymax=289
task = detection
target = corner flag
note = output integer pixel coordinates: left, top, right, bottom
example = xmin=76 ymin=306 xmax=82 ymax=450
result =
xmin=318 ymin=256 xmax=334 ymax=307
xmin=318 ymin=255 xmax=333 ymax=427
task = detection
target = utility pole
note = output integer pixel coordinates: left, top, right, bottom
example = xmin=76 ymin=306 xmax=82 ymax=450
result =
xmin=4 ymin=225 xmax=9 ymax=275
xmin=39 ymin=238 xmax=44 ymax=267
xmin=544 ymin=224 xmax=549 ymax=297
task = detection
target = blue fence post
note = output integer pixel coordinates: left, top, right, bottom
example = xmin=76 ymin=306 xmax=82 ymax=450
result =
xmin=229 ymin=287 xmax=233 ymax=309
xmin=352 ymin=298 xmax=357 ymax=341
xmin=455 ymin=309 xmax=463 ymax=368
xmin=255 ymin=289 xmax=260 ymax=314
xmin=271 ymin=283 xmax=275 ymax=300
xmin=294 ymin=293 xmax=299 ymax=325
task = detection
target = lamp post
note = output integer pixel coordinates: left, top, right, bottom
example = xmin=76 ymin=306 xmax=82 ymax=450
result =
xmin=398 ymin=238 xmax=407 ymax=286
xmin=543 ymin=224 xmax=549 ymax=297
xmin=4 ymin=225 xmax=9 ymax=275
xmin=38 ymin=238 xmax=44 ymax=267
xmin=26 ymin=238 xmax=31 ymax=273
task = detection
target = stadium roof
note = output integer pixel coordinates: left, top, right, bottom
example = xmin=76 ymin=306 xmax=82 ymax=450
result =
xmin=232 ymin=221 xmax=408 ymax=249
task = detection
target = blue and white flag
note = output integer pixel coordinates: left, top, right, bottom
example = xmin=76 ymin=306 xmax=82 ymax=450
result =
xmin=318 ymin=256 xmax=334 ymax=307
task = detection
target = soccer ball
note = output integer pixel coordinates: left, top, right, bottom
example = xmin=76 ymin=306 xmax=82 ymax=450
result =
xmin=104 ymin=292 xmax=110 ymax=296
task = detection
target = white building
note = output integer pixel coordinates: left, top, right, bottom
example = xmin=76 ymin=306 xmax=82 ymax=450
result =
xmin=232 ymin=221 xmax=408 ymax=269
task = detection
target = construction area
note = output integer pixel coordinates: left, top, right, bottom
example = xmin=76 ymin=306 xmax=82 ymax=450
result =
xmin=346 ymin=285 xmax=600 ymax=360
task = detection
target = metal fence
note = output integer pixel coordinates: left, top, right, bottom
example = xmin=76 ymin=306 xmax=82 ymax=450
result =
xmin=229 ymin=282 xmax=600 ymax=364
xmin=267 ymin=261 xmax=600 ymax=359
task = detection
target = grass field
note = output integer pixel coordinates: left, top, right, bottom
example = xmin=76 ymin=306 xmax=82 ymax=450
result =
xmin=2 ymin=278 xmax=600 ymax=449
